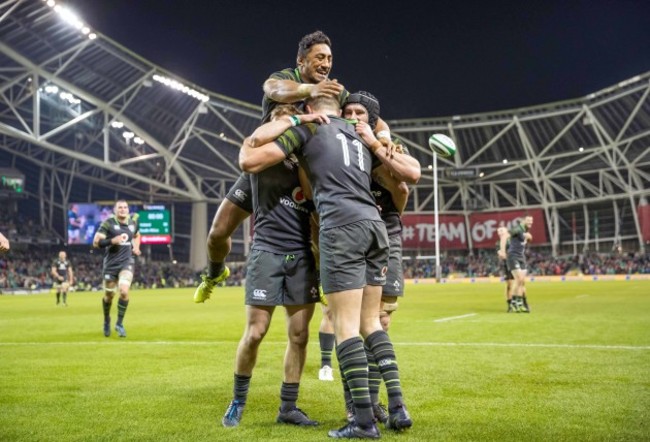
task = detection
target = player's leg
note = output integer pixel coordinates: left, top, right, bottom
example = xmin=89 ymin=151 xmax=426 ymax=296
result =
xmin=114 ymin=268 xmax=133 ymax=338
xmin=318 ymin=305 xmax=335 ymax=381
xmin=323 ymin=222 xmax=379 ymax=438
xmin=277 ymin=303 xmax=318 ymax=426
xmin=195 ymin=199 xmax=249 ymax=303
xmin=102 ymin=277 xmax=117 ymax=337
xmin=222 ymin=305 xmax=273 ymax=427
xmin=61 ymin=282 xmax=69 ymax=306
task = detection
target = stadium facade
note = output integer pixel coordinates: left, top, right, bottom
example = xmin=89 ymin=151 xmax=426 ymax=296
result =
xmin=1 ymin=0 xmax=648 ymax=268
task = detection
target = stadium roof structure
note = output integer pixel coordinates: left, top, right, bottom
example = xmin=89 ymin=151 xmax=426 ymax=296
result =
xmin=1 ymin=0 xmax=649 ymax=255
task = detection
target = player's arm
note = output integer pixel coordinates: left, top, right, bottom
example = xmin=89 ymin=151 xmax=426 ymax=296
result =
xmin=67 ymin=266 xmax=74 ymax=285
xmin=51 ymin=264 xmax=61 ymax=281
xmin=132 ymin=232 xmax=141 ymax=256
xmin=249 ymin=114 xmax=330 ymax=148
xmin=497 ymin=227 xmax=509 ymax=259
xmin=263 ymin=78 xmax=344 ymax=103
xmin=356 ymin=121 xmax=420 ymax=184
xmin=297 ymin=163 xmax=313 ymax=201
xmin=92 ymin=225 xmax=121 ymax=249
xmin=239 ymin=138 xmax=287 ymax=174
xmin=372 ymin=166 xmax=410 ymax=214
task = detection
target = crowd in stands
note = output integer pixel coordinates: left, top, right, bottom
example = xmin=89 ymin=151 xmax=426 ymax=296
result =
xmin=2 ymin=211 xmax=649 ymax=292
xmin=0 ymin=245 xmax=247 ymax=292
xmin=402 ymin=250 xmax=650 ymax=279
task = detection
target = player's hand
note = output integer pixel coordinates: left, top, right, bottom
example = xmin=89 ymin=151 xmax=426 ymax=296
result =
xmin=497 ymin=250 xmax=506 ymax=260
xmin=311 ymin=79 xmax=344 ymax=99
xmin=382 ymin=139 xmax=400 ymax=158
xmin=355 ymin=120 xmax=377 ymax=145
xmin=300 ymin=112 xmax=331 ymax=125
xmin=133 ymin=248 xmax=141 ymax=256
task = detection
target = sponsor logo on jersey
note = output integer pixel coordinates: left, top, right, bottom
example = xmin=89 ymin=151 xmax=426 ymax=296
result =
xmin=371 ymin=190 xmax=382 ymax=197
xmin=128 ymin=225 xmax=135 ymax=232
xmin=292 ymin=187 xmax=306 ymax=204
xmin=279 ymin=196 xmax=309 ymax=213
xmin=253 ymin=289 xmax=267 ymax=300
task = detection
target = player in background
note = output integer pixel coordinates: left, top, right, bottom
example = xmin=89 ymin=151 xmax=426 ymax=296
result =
xmin=92 ymin=200 xmax=141 ymax=337
xmin=497 ymin=226 xmax=516 ymax=311
xmin=51 ymin=250 xmax=74 ymax=306
xmin=240 ymin=95 xmax=418 ymax=438
xmin=221 ymin=105 xmax=328 ymax=428
xmin=506 ymin=216 xmax=533 ymax=313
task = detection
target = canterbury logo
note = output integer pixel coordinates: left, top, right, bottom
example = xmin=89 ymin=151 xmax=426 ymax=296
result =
xmin=378 ymin=359 xmax=395 ymax=367
xmin=253 ymin=289 xmax=267 ymax=299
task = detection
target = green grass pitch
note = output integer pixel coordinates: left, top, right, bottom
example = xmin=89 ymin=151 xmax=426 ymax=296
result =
xmin=1 ymin=280 xmax=648 ymax=441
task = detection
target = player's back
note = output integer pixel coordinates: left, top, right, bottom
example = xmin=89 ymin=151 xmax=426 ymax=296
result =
xmin=297 ymin=118 xmax=381 ymax=229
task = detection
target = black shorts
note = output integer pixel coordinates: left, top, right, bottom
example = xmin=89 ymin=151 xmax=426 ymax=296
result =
xmin=225 ymin=174 xmax=253 ymax=213
xmin=506 ymin=255 xmax=527 ymax=272
xmin=382 ymin=233 xmax=404 ymax=296
xmin=244 ymin=249 xmax=319 ymax=306
xmin=319 ymin=219 xmax=389 ymax=294
xmin=103 ymin=258 xmax=135 ymax=282
xmin=502 ymin=261 xmax=514 ymax=280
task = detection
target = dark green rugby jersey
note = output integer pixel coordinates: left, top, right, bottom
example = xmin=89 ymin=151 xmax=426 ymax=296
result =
xmin=371 ymin=143 xmax=410 ymax=236
xmin=52 ymin=258 xmax=71 ymax=279
xmin=96 ymin=215 xmax=139 ymax=269
xmin=274 ymin=117 xmax=381 ymax=229
xmin=250 ymin=157 xmax=315 ymax=254
xmin=507 ymin=223 xmax=527 ymax=258
xmin=261 ymin=67 xmax=350 ymax=123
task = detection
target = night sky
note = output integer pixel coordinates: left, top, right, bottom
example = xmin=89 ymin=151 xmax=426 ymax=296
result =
xmin=66 ymin=0 xmax=650 ymax=120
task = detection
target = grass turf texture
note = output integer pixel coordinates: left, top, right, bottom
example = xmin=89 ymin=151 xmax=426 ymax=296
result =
xmin=1 ymin=281 xmax=648 ymax=441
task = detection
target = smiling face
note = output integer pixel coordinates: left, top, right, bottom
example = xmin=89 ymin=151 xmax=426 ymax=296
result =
xmin=114 ymin=200 xmax=130 ymax=222
xmin=523 ymin=215 xmax=533 ymax=230
xmin=298 ymin=43 xmax=333 ymax=84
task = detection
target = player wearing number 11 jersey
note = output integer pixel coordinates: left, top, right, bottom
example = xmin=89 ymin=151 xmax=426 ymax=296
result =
xmin=240 ymin=95 xmax=413 ymax=439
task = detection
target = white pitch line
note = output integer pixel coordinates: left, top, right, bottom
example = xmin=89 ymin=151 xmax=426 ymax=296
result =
xmin=0 ymin=341 xmax=648 ymax=350
xmin=434 ymin=313 xmax=477 ymax=323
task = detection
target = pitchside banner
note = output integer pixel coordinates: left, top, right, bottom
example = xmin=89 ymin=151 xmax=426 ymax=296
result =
xmin=401 ymin=209 xmax=547 ymax=250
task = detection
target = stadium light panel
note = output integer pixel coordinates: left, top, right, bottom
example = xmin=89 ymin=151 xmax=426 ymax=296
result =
xmin=502 ymin=159 xmax=508 ymax=164
xmin=152 ymin=74 xmax=210 ymax=102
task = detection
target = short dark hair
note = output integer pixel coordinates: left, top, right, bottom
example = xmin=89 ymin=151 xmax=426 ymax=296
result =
xmin=297 ymin=30 xmax=332 ymax=60
xmin=305 ymin=95 xmax=340 ymax=113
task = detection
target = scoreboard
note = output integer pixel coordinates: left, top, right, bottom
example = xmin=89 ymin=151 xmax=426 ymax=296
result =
xmin=137 ymin=204 xmax=171 ymax=244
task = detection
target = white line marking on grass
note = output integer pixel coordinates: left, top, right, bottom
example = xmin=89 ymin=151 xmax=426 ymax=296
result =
xmin=396 ymin=342 xmax=650 ymax=350
xmin=434 ymin=313 xmax=477 ymax=323
xmin=1 ymin=341 xmax=649 ymax=350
